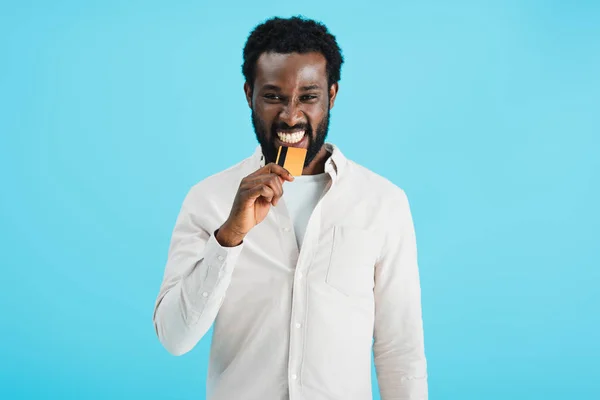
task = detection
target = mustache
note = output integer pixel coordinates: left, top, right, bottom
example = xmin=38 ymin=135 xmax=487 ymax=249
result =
xmin=271 ymin=122 xmax=310 ymax=132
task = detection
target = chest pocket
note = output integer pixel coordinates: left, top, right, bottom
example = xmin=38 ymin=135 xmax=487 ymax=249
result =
xmin=325 ymin=225 xmax=380 ymax=297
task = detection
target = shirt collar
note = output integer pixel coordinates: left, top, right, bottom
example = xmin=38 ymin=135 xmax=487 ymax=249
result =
xmin=253 ymin=142 xmax=346 ymax=178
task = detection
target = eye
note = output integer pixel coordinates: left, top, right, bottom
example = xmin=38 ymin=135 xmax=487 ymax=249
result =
xmin=301 ymin=94 xmax=319 ymax=102
xmin=263 ymin=93 xmax=281 ymax=101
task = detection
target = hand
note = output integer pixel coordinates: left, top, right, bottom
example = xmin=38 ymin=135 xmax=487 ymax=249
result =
xmin=217 ymin=163 xmax=294 ymax=246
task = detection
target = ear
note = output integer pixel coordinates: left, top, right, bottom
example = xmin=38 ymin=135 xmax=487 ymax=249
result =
xmin=328 ymin=82 xmax=339 ymax=109
xmin=243 ymin=82 xmax=253 ymax=109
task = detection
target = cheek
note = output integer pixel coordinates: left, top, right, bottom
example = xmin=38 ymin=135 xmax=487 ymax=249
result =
xmin=306 ymin=104 xmax=327 ymax=128
xmin=257 ymin=103 xmax=280 ymax=121
xmin=253 ymin=105 xmax=268 ymax=122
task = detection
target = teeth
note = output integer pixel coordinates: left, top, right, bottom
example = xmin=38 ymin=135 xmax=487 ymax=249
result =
xmin=277 ymin=131 xmax=305 ymax=144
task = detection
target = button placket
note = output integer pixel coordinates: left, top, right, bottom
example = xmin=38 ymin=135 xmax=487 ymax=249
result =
xmin=290 ymin=181 xmax=334 ymax=391
xmin=286 ymin=172 xmax=333 ymax=392
xmin=288 ymin=209 xmax=324 ymax=391
xmin=198 ymin=250 xmax=227 ymax=303
xmin=273 ymin=197 xmax=299 ymax=261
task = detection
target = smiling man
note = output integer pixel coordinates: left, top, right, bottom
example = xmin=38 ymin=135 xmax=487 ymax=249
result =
xmin=153 ymin=16 xmax=428 ymax=400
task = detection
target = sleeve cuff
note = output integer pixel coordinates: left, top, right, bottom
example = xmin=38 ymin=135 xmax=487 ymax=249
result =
xmin=184 ymin=229 xmax=244 ymax=313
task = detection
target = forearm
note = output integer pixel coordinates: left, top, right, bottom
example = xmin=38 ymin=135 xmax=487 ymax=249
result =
xmin=153 ymin=229 xmax=243 ymax=355
xmin=374 ymin=341 xmax=428 ymax=400
xmin=374 ymin=275 xmax=428 ymax=400
xmin=374 ymin=189 xmax=428 ymax=399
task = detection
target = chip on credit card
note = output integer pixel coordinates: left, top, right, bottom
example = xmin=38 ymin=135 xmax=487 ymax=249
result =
xmin=275 ymin=146 xmax=307 ymax=177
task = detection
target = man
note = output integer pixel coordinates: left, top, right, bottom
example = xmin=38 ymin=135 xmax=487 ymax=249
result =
xmin=153 ymin=16 xmax=428 ymax=400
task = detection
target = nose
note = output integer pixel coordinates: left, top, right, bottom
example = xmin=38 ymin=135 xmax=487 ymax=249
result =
xmin=279 ymin=101 xmax=304 ymax=128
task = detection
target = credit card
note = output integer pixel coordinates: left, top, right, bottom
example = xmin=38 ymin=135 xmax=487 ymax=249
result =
xmin=275 ymin=146 xmax=307 ymax=176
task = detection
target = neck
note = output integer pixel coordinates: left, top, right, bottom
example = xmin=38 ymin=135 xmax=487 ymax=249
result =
xmin=301 ymin=146 xmax=330 ymax=175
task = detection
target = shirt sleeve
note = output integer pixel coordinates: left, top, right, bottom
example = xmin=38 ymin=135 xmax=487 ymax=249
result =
xmin=373 ymin=189 xmax=428 ymax=399
xmin=152 ymin=189 xmax=244 ymax=356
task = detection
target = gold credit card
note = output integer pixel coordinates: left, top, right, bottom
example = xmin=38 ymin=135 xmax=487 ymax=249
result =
xmin=275 ymin=146 xmax=307 ymax=176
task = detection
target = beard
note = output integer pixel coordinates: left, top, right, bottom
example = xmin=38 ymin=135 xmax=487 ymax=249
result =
xmin=251 ymin=108 xmax=330 ymax=167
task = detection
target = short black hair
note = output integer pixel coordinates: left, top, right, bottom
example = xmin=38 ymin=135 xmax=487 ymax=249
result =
xmin=242 ymin=16 xmax=344 ymax=89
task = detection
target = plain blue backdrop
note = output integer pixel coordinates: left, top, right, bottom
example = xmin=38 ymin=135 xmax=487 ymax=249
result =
xmin=1 ymin=1 xmax=599 ymax=399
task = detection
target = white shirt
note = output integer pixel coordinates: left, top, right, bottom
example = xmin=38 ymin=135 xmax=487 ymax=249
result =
xmin=153 ymin=143 xmax=428 ymax=400
xmin=281 ymin=172 xmax=330 ymax=250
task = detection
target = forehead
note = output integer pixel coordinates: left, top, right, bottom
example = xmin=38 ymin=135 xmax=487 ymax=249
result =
xmin=254 ymin=52 xmax=327 ymax=89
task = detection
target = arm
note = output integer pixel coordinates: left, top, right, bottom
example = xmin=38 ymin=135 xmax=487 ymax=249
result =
xmin=373 ymin=190 xmax=428 ymax=399
xmin=152 ymin=190 xmax=244 ymax=356
xmin=153 ymin=163 xmax=292 ymax=356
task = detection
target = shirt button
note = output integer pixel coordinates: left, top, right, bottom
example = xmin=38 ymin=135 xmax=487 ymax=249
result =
xmin=291 ymin=374 xmax=297 ymax=380
xmin=297 ymin=272 xmax=303 ymax=278
xmin=295 ymin=323 xmax=302 ymax=328
xmin=217 ymin=255 xmax=224 ymax=261
xmin=202 ymin=292 xmax=209 ymax=297
xmin=283 ymin=227 xmax=291 ymax=232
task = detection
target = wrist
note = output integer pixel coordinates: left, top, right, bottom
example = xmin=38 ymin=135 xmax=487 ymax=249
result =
xmin=216 ymin=223 xmax=245 ymax=247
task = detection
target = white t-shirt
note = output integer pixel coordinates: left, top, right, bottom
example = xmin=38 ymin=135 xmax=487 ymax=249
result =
xmin=282 ymin=172 xmax=330 ymax=249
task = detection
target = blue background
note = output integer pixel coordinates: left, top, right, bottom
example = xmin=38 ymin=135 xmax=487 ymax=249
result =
xmin=1 ymin=1 xmax=599 ymax=399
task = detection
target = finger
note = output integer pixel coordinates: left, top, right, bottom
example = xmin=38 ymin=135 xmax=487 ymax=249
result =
xmin=267 ymin=174 xmax=284 ymax=206
xmin=247 ymin=184 xmax=275 ymax=202
xmin=253 ymin=174 xmax=283 ymax=206
xmin=246 ymin=162 xmax=294 ymax=182
xmin=266 ymin=163 xmax=295 ymax=182
xmin=241 ymin=173 xmax=281 ymax=189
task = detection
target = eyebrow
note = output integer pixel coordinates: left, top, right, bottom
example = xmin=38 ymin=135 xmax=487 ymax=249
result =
xmin=261 ymin=84 xmax=281 ymax=92
xmin=259 ymin=84 xmax=322 ymax=91
xmin=301 ymin=85 xmax=321 ymax=91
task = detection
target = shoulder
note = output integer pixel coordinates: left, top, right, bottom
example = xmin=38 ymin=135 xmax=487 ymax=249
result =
xmin=182 ymin=156 xmax=253 ymax=208
xmin=341 ymin=159 xmax=415 ymax=240
xmin=344 ymin=159 xmax=410 ymax=206
xmin=342 ymin=161 xmax=417 ymax=252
